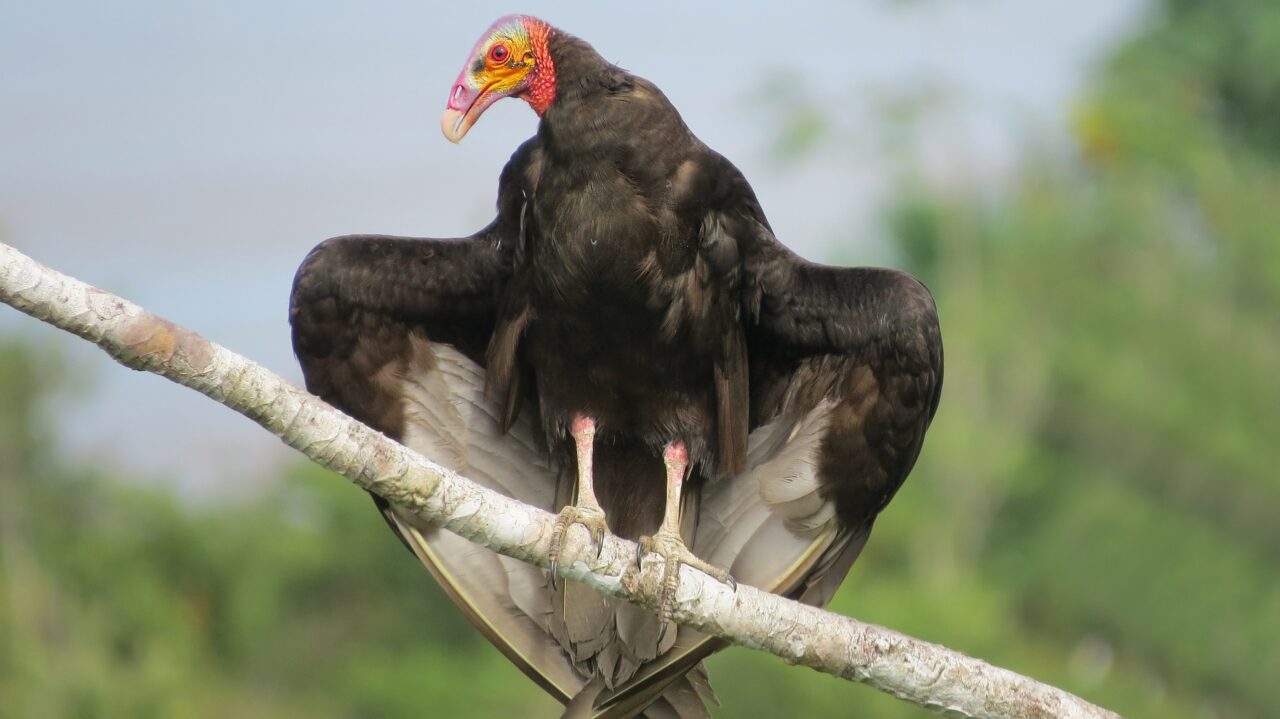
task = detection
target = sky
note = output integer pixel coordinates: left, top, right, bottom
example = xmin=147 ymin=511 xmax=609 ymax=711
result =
xmin=0 ymin=0 xmax=1144 ymax=496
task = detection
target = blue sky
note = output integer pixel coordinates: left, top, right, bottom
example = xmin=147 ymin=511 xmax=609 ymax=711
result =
xmin=0 ymin=1 xmax=1143 ymax=494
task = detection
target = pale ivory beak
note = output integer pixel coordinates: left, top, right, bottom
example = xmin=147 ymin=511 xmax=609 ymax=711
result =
xmin=441 ymin=75 xmax=499 ymax=143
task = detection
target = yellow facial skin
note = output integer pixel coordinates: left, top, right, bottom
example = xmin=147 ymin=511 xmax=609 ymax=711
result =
xmin=442 ymin=18 xmax=539 ymax=143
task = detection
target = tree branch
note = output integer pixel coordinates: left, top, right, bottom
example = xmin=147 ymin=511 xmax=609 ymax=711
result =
xmin=0 ymin=241 xmax=1119 ymax=719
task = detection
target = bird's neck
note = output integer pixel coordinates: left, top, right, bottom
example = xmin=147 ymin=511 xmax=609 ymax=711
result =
xmin=521 ymin=20 xmax=557 ymax=116
xmin=542 ymin=32 xmax=626 ymax=110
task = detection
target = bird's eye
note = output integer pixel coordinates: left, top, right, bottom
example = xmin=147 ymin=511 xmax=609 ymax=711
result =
xmin=489 ymin=44 xmax=510 ymax=64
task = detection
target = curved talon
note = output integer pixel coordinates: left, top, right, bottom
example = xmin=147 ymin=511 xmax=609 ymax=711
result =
xmin=659 ymin=554 xmax=680 ymax=630
xmin=548 ymin=511 xmax=574 ymax=590
xmin=634 ymin=541 xmax=646 ymax=570
xmin=546 ymin=503 xmax=611 ymax=589
xmin=637 ymin=528 xmax=733 ymax=635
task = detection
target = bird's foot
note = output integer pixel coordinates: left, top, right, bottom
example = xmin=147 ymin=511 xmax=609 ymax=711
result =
xmin=635 ymin=528 xmax=736 ymax=641
xmin=547 ymin=503 xmax=611 ymax=588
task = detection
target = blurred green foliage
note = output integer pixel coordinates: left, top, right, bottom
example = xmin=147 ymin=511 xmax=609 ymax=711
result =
xmin=0 ymin=342 xmax=546 ymax=718
xmin=2 ymin=1 xmax=1279 ymax=717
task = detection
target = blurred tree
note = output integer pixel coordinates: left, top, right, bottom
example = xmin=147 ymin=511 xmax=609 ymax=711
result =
xmin=705 ymin=1 xmax=1280 ymax=717
xmin=0 ymin=340 xmax=551 ymax=718
xmin=715 ymin=1 xmax=1280 ymax=716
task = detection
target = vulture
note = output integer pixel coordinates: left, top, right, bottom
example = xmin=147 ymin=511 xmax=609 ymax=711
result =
xmin=290 ymin=15 xmax=942 ymax=719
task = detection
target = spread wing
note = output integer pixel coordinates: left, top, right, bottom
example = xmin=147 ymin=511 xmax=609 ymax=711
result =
xmin=746 ymin=241 xmax=944 ymax=526
xmin=288 ymin=228 xmax=590 ymax=701
xmin=723 ymin=197 xmax=943 ymax=612
xmin=288 ymin=140 xmax=597 ymax=703
xmin=686 ymin=153 xmax=942 ymax=613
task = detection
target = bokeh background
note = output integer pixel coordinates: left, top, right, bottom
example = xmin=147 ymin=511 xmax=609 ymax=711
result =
xmin=1 ymin=1 xmax=1276 ymax=717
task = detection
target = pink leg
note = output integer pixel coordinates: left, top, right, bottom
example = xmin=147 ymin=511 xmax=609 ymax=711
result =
xmin=547 ymin=414 xmax=611 ymax=585
xmin=637 ymin=440 xmax=735 ymax=638
xmin=571 ymin=415 xmax=603 ymax=514
xmin=660 ymin=442 xmax=689 ymax=532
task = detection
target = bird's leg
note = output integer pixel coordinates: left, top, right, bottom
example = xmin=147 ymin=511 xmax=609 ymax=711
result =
xmin=636 ymin=441 xmax=735 ymax=637
xmin=548 ymin=414 xmax=611 ymax=586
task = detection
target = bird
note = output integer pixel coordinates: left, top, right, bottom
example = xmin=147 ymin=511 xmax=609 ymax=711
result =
xmin=290 ymin=14 xmax=942 ymax=719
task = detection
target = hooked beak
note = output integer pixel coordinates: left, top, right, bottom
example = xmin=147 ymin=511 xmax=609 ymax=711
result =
xmin=441 ymin=74 xmax=501 ymax=143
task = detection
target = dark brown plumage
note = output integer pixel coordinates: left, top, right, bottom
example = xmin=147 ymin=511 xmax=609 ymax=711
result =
xmin=291 ymin=16 xmax=942 ymax=719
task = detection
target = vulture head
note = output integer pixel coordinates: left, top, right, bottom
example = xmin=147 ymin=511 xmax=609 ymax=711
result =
xmin=441 ymin=15 xmax=556 ymax=143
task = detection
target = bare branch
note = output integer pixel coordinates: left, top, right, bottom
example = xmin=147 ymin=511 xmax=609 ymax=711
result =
xmin=0 ymin=241 xmax=1120 ymax=719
